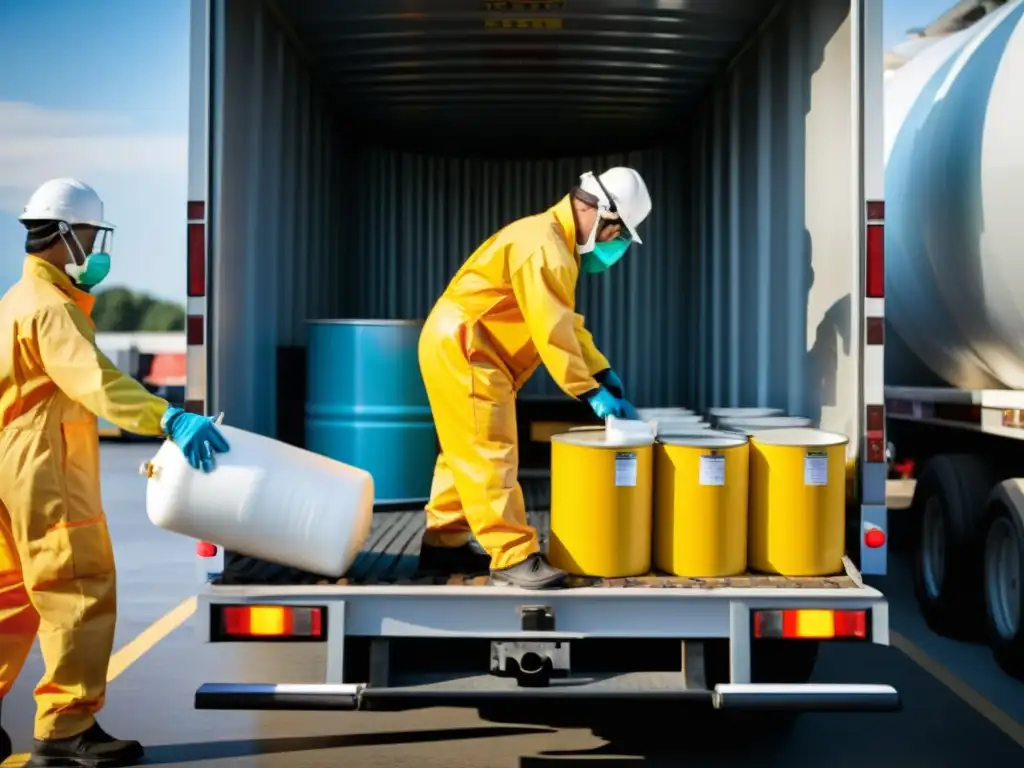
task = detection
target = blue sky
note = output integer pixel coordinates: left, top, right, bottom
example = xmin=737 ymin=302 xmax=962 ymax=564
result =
xmin=0 ymin=0 xmax=959 ymax=303
xmin=884 ymin=0 xmax=964 ymax=48
xmin=0 ymin=0 xmax=188 ymax=301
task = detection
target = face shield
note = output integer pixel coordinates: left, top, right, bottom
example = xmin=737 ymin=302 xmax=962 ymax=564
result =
xmin=577 ymin=175 xmax=634 ymax=274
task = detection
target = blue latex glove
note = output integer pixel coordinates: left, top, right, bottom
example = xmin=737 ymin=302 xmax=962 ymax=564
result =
xmin=162 ymin=406 xmax=230 ymax=473
xmin=585 ymin=387 xmax=629 ymax=420
xmin=596 ymin=369 xmax=626 ymax=399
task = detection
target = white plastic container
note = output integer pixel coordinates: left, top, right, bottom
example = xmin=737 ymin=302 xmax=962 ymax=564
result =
xmin=143 ymin=425 xmax=375 ymax=577
xmin=606 ymin=415 xmax=657 ymax=443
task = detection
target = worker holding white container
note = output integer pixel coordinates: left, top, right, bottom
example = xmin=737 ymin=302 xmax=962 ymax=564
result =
xmin=418 ymin=168 xmax=651 ymax=589
xmin=0 ymin=179 xmax=229 ymax=766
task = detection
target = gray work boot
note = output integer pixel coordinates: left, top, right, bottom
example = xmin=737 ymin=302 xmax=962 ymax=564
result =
xmin=490 ymin=553 xmax=567 ymax=589
xmin=30 ymin=722 xmax=143 ymax=767
xmin=0 ymin=698 xmax=11 ymax=763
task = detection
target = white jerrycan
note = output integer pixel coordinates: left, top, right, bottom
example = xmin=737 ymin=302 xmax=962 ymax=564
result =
xmin=605 ymin=415 xmax=657 ymax=443
xmin=143 ymin=425 xmax=374 ymax=578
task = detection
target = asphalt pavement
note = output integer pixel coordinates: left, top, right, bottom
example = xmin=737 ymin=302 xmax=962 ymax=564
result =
xmin=2 ymin=444 xmax=1024 ymax=767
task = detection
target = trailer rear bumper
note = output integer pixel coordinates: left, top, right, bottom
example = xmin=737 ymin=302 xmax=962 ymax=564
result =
xmin=194 ymin=680 xmax=900 ymax=713
xmin=712 ymin=683 xmax=899 ymax=711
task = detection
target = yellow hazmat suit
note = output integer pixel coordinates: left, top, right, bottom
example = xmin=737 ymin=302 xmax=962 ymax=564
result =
xmin=0 ymin=257 xmax=169 ymax=740
xmin=419 ymin=195 xmax=610 ymax=569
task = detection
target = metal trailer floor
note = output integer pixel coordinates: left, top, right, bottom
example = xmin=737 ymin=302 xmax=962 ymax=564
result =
xmin=219 ymin=479 xmax=857 ymax=590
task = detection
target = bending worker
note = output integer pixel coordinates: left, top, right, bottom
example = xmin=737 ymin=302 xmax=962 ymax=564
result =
xmin=0 ymin=178 xmax=230 ymax=766
xmin=418 ymin=168 xmax=651 ymax=590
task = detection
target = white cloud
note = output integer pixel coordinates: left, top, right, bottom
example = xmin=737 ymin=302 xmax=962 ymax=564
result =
xmin=0 ymin=101 xmax=187 ymax=214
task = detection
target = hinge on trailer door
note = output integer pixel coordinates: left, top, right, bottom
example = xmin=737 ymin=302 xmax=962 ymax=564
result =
xmin=519 ymin=605 xmax=555 ymax=631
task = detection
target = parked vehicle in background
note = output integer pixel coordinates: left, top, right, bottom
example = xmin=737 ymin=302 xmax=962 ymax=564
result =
xmin=883 ymin=0 xmax=1024 ymax=679
xmin=96 ymin=333 xmax=186 ymax=440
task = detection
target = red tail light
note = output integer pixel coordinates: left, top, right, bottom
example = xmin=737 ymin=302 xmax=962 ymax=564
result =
xmin=754 ymin=609 xmax=869 ymax=640
xmin=217 ymin=605 xmax=325 ymax=640
xmin=865 ymin=528 xmax=886 ymax=549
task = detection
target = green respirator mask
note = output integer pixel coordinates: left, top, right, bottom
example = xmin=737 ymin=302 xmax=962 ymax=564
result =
xmin=60 ymin=223 xmax=112 ymax=290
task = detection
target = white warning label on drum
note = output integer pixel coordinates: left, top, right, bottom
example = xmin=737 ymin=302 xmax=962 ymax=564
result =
xmin=615 ymin=452 xmax=638 ymax=487
xmin=699 ymin=454 xmax=726 ymax=486
xmin=804 ymin=452 xmax=829 ymax=486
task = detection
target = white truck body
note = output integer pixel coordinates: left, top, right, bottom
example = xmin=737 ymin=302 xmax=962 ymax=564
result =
xmin=184 ymin=0 xmax=898 ymax=720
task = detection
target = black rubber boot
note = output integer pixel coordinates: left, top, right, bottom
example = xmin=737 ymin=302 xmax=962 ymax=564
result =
xmin=30 ymin=722 xmax=143 ymax=767
xmin=490 ymin=553 xmax=568 ymax=590
xmin=418 ymin=540 xmax=491 ymax=576
xmin=0 ymin=698 xmax=12 ymax=763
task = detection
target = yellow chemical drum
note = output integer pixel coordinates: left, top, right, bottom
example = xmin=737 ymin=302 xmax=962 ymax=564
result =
xmin=549 ymin=431 xmax=654 ymax=578
xmin=654 ymin=431 xmax=750 ymax=577
xmin=749 ymin=428 xmax=849 ymax=576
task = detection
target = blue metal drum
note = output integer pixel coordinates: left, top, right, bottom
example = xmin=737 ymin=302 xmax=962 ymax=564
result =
xmin=306 ymin=320 xmax=436 ymax=505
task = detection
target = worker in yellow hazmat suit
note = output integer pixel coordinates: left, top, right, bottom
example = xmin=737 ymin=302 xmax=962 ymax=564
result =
xmin=418 ymin=168 xmax=652 ymax=589
xmin=0 ymin=178 xmax=229 ymax=766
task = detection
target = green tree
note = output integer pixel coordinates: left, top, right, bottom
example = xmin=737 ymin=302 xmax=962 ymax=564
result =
xmin=92 ymin=287 xmax=185 ymax=332
xmin=140 ymin=301 xmax=186 ymax=331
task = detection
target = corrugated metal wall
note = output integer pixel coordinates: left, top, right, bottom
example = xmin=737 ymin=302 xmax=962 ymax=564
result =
xmin=685 ymin=0 xmax=861 ymax=439
xmin=345 ymin=148 xmax=688 ymax=402
xmin=211 ymin=0 xmax=348 ymax=436
xmin=341 ymin=0 xmax=861 ymax=432
xmin=213 ymin=0 xmax=862 ymax=441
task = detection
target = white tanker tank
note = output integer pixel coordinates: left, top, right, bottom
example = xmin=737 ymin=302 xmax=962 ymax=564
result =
xmin=885 ymin=0 xmax=1024 ymax=390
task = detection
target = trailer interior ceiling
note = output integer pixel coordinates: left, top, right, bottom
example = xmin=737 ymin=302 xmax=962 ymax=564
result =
xmin=278 ymin=0 xmax=777 ymax=155
xmin=209 ymin=0 xmax=865 ymax=445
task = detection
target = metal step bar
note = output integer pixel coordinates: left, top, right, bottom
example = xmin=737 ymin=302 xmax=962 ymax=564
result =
xmin=195 ymin=681 xmax=900 ymax=713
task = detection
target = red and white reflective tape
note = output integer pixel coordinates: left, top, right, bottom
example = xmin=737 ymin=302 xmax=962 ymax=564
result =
xmin=861 ymin=198 xmax=887 ymax=577
xmin=186 ymin=201 xmax=207 ymax=415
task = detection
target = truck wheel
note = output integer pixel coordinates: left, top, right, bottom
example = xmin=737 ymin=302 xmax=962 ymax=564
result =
xmin=982 ymin=482 xmax=1024 ymax=679
xmin=911 ymin=454 xmax=995 ymax=639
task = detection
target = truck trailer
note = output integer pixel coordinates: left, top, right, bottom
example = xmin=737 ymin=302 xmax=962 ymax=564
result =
xmin=182 ymin=0 xmax=897 ymax=735
xmin=883 ymin=0 xmax=1024 ymax=680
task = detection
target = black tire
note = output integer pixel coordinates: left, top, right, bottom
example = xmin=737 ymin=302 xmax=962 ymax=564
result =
xmin=982 ymin=483 xmax=1024 ymax=679
xmin=911 ymin=454 xmax=995 ymax=639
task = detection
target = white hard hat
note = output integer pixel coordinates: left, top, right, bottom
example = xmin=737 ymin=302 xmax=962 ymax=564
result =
xmin=578 ymin=167 xmax=651 ymax=244
xmin=18 ymin=178 xmax=114 ymax=230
